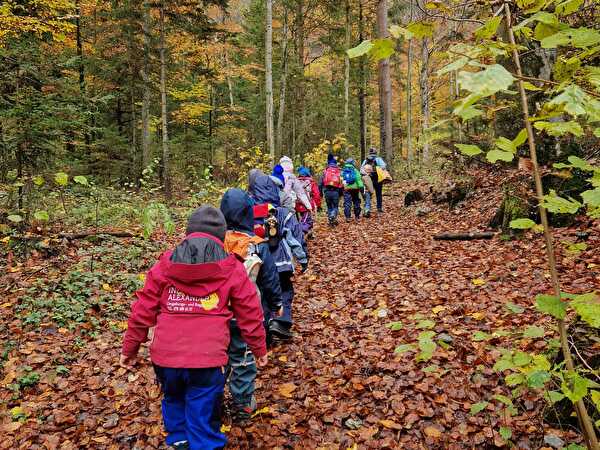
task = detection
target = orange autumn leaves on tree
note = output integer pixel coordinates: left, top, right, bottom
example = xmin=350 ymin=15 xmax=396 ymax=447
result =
xmin=0 ymin=0 xmax=76 ymax=42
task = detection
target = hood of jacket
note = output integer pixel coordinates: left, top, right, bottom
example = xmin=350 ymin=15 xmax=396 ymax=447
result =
xmin=248 ymin=172 xmax=281 ymax=206
xmin=163 ymin=232 xmax=234 ymax=296
xmin=298 ymin=166 xmax=311 ymax=177
xmin=220 ymin=188 xmax=254 ymax=234
xmin=280 ymin=156 xmax=294 ymax=173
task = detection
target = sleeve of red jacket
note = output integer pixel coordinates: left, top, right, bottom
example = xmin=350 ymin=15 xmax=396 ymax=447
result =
xmin=121 ymin=262 xmax=163 ymax=357
xmin=311 ymin=180 xmax=321 ymax=208
xmin=229 ymin=263 xmax=267 ymax=358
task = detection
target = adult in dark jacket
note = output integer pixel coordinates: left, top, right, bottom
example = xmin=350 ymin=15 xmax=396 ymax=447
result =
xmin=220 ymin=189 xmax=282 ymax=421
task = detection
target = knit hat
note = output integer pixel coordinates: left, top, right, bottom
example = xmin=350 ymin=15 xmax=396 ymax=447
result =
xmin=327 ymin=153 xmax=337 ymax=165
xmin=369 ymin=147 xmax=378 ymax=156
xmin=186 ymin=205 xmax=227 ymax=242
xmin=272 ymin=165 xmax=285 ymax=185
xmin=298 ymin=166 xmax=311 ymax=177
xmin=279 ymin=156 xmax=294 ymax=173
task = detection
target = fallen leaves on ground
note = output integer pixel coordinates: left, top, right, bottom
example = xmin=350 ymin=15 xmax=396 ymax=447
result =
xmin=0 ymin=168 xmax=597 ymax=448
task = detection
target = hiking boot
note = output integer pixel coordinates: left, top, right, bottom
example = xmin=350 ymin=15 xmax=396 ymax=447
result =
xmin=355 ymin=215 xmax=360 ymax=221
xmin=232 ymin=396 xmax=257 ymax=423
xmin=269 ymin=321 xmax=293 ymax=340
xmin=345 ymin=217 xmax=352 ymax=223
xmin=328 ymin=216 xmax=335 ymax=227
xmin=170 ymin=441 xmax=189 ymax=450
xmin=364 ymin=211 xmax=371 ymax=218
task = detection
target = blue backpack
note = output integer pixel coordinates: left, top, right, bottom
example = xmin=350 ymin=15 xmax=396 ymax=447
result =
xmin=342 ymin=166 xmax=357 ymax=186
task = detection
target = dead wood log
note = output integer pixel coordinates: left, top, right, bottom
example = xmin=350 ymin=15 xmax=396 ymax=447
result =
xmin=433 ymin=232 xmax=496 ymax=241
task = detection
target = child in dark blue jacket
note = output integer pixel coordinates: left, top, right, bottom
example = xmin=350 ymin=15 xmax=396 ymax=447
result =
xmin=220 ymin=189 xmax=283 ymax=422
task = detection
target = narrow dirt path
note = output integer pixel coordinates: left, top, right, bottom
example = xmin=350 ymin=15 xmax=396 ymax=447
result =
xmin=229 ymin=182 xmax=597 ymax=449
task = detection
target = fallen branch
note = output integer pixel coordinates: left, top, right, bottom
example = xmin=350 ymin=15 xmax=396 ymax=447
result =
xmin=433 ymin=232 xmax=496 ymax=241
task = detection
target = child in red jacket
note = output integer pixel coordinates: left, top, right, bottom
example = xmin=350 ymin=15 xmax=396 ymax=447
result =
xmin=296 ymin=166 xmax=321 ymax=236
xmin=120 ymin=206 xmax=267 ymax=450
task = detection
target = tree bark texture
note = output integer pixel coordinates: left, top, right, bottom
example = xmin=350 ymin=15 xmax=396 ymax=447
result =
xmin=377 ymin=0 xmax=393 ymax=163
xmin=159 ymin=3 xmax=171 ymax=199
xmin=265 ymin=0 xmax=275 ymax=162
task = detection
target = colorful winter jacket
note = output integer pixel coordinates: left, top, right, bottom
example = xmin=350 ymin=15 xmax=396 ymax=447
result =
xmin=279 ymin=156 xmax=312 ymax=211
xmin=342 ymin=163 xmax=364 ymax=190
xmin=296 ymin=175 xmax=321 ymax=213
xmin=121 ymin=232 xmax=267 ymax=368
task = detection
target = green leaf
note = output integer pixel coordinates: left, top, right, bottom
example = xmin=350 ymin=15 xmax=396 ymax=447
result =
xmin=458 ymin=64 xmax=515 ymax=97
xmin=32 ymin=175 xmax=45 ymax=186
xmin=546 ymin=390 xmax=565 ymax=404
xmin=548 ymin=85 xmax=587 ymax=116
xmin=509 ymin=218 xmax=536 ymax=229
xmin=472 ymin=331 xmax=491 ymax=342
xmin=493 ymin=394 xmax=513 ymax=406
xmin=469 ymin=401 xmax=489 ymax=415
xmin=455 ymin=144 xmax=482 ymax=156
xmin=422 ymin=364 xmax=439 ymax=373
xmin=556 ymin=0 xmax=584 ymax=15
xmin=7 ymin=214 xmax=23 ymax=223
xmin=453 ymin=93 xmax=484 ymax=120
xmin=394 ymin=343 xmax=416 ymax=354
xmin=513 ymin=351 xmax=532 ymax=367
xmin=494 ymin=358 xmax=516 ymax=372
xmin=541 ymin=190 xmax=582 ymax=214
xmin=347 ymin=40 xmax=374 ymax=58
xmin=570 ymin=292 xmax=600 ymax=328
xmin=487 ymin=149 xmax=514 ymax=163
xmin=561 ymin=371 xmax=589 ymax=403
xmin=571 ymin=27 xmax=600 ymax=48
xmin=513 ymin=128 xmax=528 ymax=147
xmin=568 ymin=155 xmax=595 ymax=171
xmin=418 ymin=330 xmax=436 ymax=341
xmin=505 ymin=303 xmax=525 ymax=314
xmin=506 ymin=373 xmax=526 ymax=386
xmin=582 ymin=188 xmax=600 ymax=208
xmin=566 ymin=444 xmax=586 ymax=450
xmin=475 ymin=16 xmax=502 ymax=40
xmin=437 ymin=57 xmax=469 ymax=76
xmin=406 ymin=21 xmax=434 ymax=39
xmin=499 ymin=426 xmax=512 ymax=440
xmin=73 ymin=175 xmax=89 ymax=186
xmin=536 ymin=294 xmax=567 ymax=319
xmin=370 ymin=38 xmax=395 ymax=60
xmin=495 ymin=136 xmax=516 ymax=153
xmin=541 ymin=30 xmax=572 ymax=48
xmin=532 ymin=354 xmax=551 ymax=371
xmin=523 ymin=81 xmax=542 ymax=91
xmin=33 ymin=211 xmax=49 ymax=221
xmin=523 ymin=325 xmax=545 ymax=338
xmin=386 ymin=321 xmax=403 ymax=331
xmin=389 ymin=25 xmax=413 ymax=40
xmin=416 ymin=319 xmax=435 ymax=329
xmin=527 ymin=370 xmax=551 ymax=388
xmin=534 ymin=120 xmax=583 ymax=137
xmin=594 ymin=128 xmax=600 ymax=137
xmin=54 ymin=172 xmax=68 ymax=186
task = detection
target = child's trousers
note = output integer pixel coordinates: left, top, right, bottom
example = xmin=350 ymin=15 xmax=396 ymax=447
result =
xmin=344 ymin=189 xmax=362 ymax=219
xmin=272 ymin=271 xmax=294 ymax=328
xmin=225 ymin=322 xmax=256 ymax=409
xmin=324 ymin=188 xmax=341 ymax=220
xmin=153 ymin=365 xmax=226 ymax=450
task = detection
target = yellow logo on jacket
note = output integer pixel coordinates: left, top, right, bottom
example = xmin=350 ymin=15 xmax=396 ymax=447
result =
xmin=200 ymin=292 xmax=219 ymax=311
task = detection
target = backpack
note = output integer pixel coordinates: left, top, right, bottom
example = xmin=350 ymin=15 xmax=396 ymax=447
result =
xmin=323 ymin=166 xmax=342 ymax=188
xmin=253 ymin=204 xmax=282 ymax=250
xmin=299 ymin=178 xmax=313 ymax=204
xmin=342 ymin=166 xmax=357 ymax=186
xmin=224 ymin=231 xmax=264 ymax=297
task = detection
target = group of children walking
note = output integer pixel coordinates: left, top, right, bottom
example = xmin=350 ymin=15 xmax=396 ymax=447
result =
xmin=119 ymin=149 xmax=387 ymax=449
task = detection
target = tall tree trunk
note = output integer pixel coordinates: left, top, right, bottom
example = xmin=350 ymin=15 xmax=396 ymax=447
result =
xmin=159 ymin=3 xmax=171 ymax=199
xmin=358 ymin=0 xmax=367 ymax=161
xmin=225 ymin=52 xmax=235 ymax=108
xmin=344 ymin=0 xmax=351 ymax=138
xmin=377 ymin=0 xmax=393 ymax=163
xmin=276 ymin=8 xmax=289 ymax=155
xmin=419 ymin=36 xmax=431 ymax=163
xmin=141 ymin=1 xmax=152 ymax=174
xmin=294 ymin=0 xmax=305 ymax=156
xmin=406 ymin=0 xmax=413 ymax=175
xmin=75 ymin=0 xmax=90 ymax=147
xmin=265 ymin=0 xmax=275 ymax=162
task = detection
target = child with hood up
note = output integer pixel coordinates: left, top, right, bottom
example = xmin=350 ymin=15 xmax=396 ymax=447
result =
xmin=248 ymin=170 xmax=308 ymax=340
xmin=220 ymin=189 xmax=283 ymax=422
xmin=120 ymin=206 xmax=268 ymax=450
xmin=296 ymin=166 xmax=321 ymax=236
xmin=279 ymin=156 xmax=312 ymax=212
xmin=342 ymin=158 xmax=364 ymax=221
xmin=319 ymin=154 xmax=344 ymax=226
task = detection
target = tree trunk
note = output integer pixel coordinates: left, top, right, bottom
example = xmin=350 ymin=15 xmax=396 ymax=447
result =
xmin=377 ymin=0 xmax=393 ymax=163
xmin=358 ymin=0 xmax=367 ymax=161
xmin=406 ymin=0 xmax=414 ymax=175
xmin=141 ymin=1 xmax=152 ymax=173
xmin=344 ymin=0 xmax=351 ymax=138
xmin=265 ymin=0 xmax=275 ymax=162
xmin=294 ymin=0 xmax=305 ymax=156
xmin=159 ymin=3 xmax=171 ymax=200
xmin=419 ymin=36 xmax=431 ymax=163
xmin=276 ymin=9 xmax=289 ymax=155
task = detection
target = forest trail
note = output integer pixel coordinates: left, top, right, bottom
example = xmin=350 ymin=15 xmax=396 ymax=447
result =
xmin=2 ymin=176 xmax=597 ymax=449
